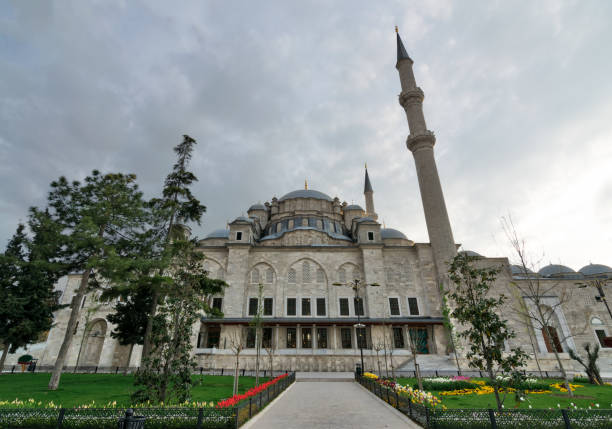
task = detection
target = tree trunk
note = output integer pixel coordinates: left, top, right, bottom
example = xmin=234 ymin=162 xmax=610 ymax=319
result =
xmin=0 ymin=344 xmax=10 ymax=374
xmin=551 ymin=347 xmax=573 ymax=397
xmin=488 ymin=364 xmax=503 ymax=411
xmin=527 ymin=327 xmax=544 ymax=378
xmin=233 ymin=354 xmax=240 ymax=396
xmin=142 ymin=290 xmax=159 ymax=361
xmin=48 ymin=269 xmax=91 ymax=390
xmin=255 ymin=327 xmax=261 ymax=386
xmin=123 ymin=344 xmax=134 ymax=375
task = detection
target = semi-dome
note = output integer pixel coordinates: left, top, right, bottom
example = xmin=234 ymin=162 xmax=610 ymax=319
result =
xmin=578 ymin=263 xmax=612 ymax=277
xmin=204 ymin=229 xmax=229 ymax=239
xmin=279 ymin=189 xmax=333 ymax=202
xmin=381 ymin=228 xmax=408 ymax=240
xmin=538 ymin=264 xmax=575 ymax=277
xmin=344 ymin=204 xmax=364 ymax=211
xmin=459 ymin=250 xmax=482 ymax=257
xmin=510 ymin=265 xmax=535 ymax=276
xmin=248 ymin=203 xmax=266 ymax=211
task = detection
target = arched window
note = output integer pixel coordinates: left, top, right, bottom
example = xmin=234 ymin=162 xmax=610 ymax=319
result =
xmin=288 ymin=268 xmax=297 ymax=284
xmin=303 ymin=261 xmax=312 ymax=283
xmin=251 ymin=269 xmax=260 ymax=284
xmin=338 ymin=268 xmax=346 ymax=283
xmin=266 ymin=268 xmax=274 ymax=284
xmin=316 ymin=268 xmax=325 ymax=283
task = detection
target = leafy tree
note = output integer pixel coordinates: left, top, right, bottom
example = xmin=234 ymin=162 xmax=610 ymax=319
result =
xmin=0 ymin=217 xmax=64 ymax=372
xmin=569 ymin=343 xmax=603 ymax=385
xmin=39 ymin=170 xmax=147 ymax=390
xmin=131 ymin=240 xmax=226 ymax=404
xmin=448 ymin=252 xmax=528 ymax=411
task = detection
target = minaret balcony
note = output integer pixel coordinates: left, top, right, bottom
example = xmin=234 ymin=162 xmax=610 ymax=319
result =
xmin=406 ymin=130 xmax=436 ymax=152
xmin=399 ymin=88 xmax=425 ymax=107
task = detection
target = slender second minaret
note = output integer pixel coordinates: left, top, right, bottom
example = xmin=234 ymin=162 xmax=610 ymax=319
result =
xmin=395 ymin=28 xmax=456 ymax=276
xmin=364 ymin=165 xmax=378 ymax=220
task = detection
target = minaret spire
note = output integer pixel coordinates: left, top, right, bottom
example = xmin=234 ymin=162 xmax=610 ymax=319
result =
xmin=363 ymin=164 xmax=377 ymax=220
xmin=395 ymin=28 xmax=456 ymax=275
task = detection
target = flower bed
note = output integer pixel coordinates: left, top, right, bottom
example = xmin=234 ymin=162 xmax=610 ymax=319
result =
xmin=215 ymin=373 xmax=288 ymax=408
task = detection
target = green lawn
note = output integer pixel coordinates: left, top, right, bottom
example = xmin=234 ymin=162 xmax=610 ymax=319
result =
xmin=0 ymin=373 xmax=268 ymax=407
xmin=396 ymin=378 xmax=612 ymax=410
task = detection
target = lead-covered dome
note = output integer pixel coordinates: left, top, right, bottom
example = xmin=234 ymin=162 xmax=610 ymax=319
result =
xmin=279 ymin=189 xmax=333 ymax=202
xmin=381 ymin=228 xmax=408 ymax=240
xmin=248 ymin=203 xmax=266 ymax=211
xmin=538 ymin=264 xmax=576 ymax=278
xmin=579 ymin=263 xmax=612 ymax=277
xmin=204 ymin=229 xmax=229 ymax=239
xmin=344 ymin=204 xmax=364 ymax=211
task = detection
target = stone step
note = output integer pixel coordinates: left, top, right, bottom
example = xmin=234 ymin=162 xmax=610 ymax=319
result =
xmin=295 ymin=371 xmax=355 ymax=382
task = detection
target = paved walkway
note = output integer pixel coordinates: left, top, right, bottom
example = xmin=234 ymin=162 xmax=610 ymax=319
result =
xmin=245 ymin=381 xmax=421 ymax=429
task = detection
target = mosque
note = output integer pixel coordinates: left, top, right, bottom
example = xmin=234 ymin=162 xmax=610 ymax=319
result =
xmin=5 ymin=31 xmax=611 ymax=375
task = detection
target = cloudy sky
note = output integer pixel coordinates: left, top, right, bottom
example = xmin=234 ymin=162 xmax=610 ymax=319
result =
xmin=1 ymin=0 xmax=611 ymax=271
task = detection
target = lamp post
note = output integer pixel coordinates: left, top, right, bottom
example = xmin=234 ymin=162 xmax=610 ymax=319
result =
xmin=333 ymin=279 xmax=379 ymax=374
xmin=578 ymin=277 xmax=612 ymax=321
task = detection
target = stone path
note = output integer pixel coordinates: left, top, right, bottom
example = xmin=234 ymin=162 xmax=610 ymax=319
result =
xmin=245 ymin=381 xmax=421 ymax=429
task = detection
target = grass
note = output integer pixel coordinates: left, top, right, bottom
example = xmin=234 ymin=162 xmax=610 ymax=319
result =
xmin=0 ymin=373 xmax=268 ymax=407
xmin=395 ymin=377 xmax=612 ymax=410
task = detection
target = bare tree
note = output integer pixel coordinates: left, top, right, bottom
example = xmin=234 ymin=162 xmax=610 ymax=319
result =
xmin=373 ymin=342 xmax=384 ymax=376
xmin=264 ymin=343 xmax=275 ymax=376
xmin=502 ymin=216 xmax=585 ymax=397
xmin=228 ymin=330 xmax=245 ymax=396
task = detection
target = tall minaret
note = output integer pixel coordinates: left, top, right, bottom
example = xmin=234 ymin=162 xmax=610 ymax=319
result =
xmin=364 ymin=164 xmax=378 ymax=220
xmin=395 ymin=28 xmax=456 ymax=276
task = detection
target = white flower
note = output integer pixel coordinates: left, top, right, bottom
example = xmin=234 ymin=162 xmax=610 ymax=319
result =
xmin=557 ymin=404 xmax=560 ymax=408
xmin=528 ymin=405 xmax=532 ymax=409
xmin=596 ymin=404 xmax=600 ymax=408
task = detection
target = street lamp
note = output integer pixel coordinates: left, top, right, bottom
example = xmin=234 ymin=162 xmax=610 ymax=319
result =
xmin=333 ymin=278 xmax=379 ymax=375
xmin=577 ymin=277 xmax=612 ymax=321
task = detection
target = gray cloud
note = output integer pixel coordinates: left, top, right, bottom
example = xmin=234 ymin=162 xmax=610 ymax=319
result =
xmin=1 ymin=0 xmax=611 ymax=270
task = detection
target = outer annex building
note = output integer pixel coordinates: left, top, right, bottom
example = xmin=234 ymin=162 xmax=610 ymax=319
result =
xmin=5 ymin=31 xmax=612 ymax=375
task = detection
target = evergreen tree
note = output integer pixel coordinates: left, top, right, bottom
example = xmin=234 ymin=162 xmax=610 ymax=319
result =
xmin=132 ymin=239 xmax=226 ymax=404
xmin=39 ymin=170 xmax=147 ymax=390
xmin=448 ymin=252 xmax=528 ymax=410
xmin=0 ymin=218 xmax=64 ymax=371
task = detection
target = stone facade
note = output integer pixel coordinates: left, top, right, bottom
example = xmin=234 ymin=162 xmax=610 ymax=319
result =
xmin=4 ymin=31 xmax=612 ymax=377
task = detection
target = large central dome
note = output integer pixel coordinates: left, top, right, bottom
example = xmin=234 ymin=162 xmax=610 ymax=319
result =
xmin=279 ymin=189 xmax=333 ymax=202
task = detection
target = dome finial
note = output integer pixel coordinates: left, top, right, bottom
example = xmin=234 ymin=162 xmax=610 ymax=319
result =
xmin=305 ymin=179 xmax=308 ymax=190
xmin=395 ymin=25 xmax=398 ymax=33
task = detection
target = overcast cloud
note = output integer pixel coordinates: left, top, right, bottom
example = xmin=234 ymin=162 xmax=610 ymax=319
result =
xmin=1 ymin=0 xmax=611 ymax=271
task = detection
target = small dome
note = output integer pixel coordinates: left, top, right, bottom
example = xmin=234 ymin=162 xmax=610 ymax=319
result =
xmin=578 ymin=263 xmax=612 ymax=277
xmin=205 ymin=229 xmax=229 ymax=239
xmin=510 ymin=265 xmax=535 ymax=275
xmin=538 ymin=264 xmax=575 ymax=277
xmin=279 ymin=189 xmax=333 ymax=202
xmin=459 ymin=250 xmax=483 ymax=257
xmin=248 ymin=203 xmax=266 ymax=211
xmin=381 ymin=228 xmax=408 ymax=240
xmin=345 ymin=204 xmax=364 ymax=211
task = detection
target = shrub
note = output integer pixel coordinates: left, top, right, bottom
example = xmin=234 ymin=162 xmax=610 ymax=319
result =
xmin=418 ymin=378 xmax=475 ymax=391
xmin=572 ymin=376 xmax=591 ymax=384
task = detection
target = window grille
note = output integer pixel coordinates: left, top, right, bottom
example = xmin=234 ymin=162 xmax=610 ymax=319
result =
xmin=408 ymin=297 xmax=420 ymax=315
xmin=248 ymin=298 xmax=258 ymax=316
xmin=251 ymin=269 xmax=259 ymax=284
xmin=354 ymin=297 xmax=365 ymax=316
xmin=287 ymin=298 xmax=297 ymax=316
xmin=303 ymin=261 xmax=311 ymax=283
xmin=212 ymin=297 xmax=223 ymax=311
xmin=266 ymin=268 xmax=274 ymax=283
xmin=288 ymin=268 xmax=297 ymax=283
xmin=316 ymin=298 xmax=326 ymax=316
xmin=393 ymin=327 xmax=405 ymax=348
xmin=339 ymin=298 xmax=350 ymax=316
xmin=287 ymin=328 xmax=296 ymax=348
xmin=317 ymin=328 xmax=328 ymax=348
xmin=263 ymin=298 xmax=273 ymax=316
xmin=301 ymin=298 xmax=311 ymax=316
xmin=389 ymin=298 xmax=400 ymax=316
xmin=341 ymin=328 xmax=352 ymax=348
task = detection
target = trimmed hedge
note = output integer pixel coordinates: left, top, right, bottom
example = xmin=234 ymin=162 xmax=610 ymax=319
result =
xmin=418 ymin=380 xmax=475 ymax=391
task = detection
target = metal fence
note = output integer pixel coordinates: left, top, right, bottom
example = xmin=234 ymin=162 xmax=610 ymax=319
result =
xmin=380 ymin=369 xmax=572 ymax=379
xmin=1 ymin=365 xmax=289 ymax=378
xmin=0 ymin=373 xmax=295 ymax=429
xmin=356 ymin=375 xmax=612 ymax=429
